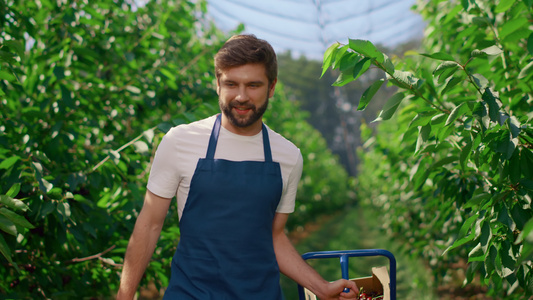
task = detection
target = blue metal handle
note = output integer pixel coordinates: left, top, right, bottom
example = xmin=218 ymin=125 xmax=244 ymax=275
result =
xmin=297 ymin=249 xmax=396 ymax=300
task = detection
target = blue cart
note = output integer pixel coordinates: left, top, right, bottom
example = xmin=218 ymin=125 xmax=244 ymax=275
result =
xmin=297 ymin=249 xmax=397 ymax=300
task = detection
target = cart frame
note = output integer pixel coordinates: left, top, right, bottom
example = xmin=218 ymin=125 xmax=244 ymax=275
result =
xmin=297 ymin=249 xmax=396 ymax=300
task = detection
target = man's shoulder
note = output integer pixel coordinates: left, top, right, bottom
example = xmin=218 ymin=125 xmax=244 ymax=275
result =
xmin=266 ymin=126 xmax=301 ymax=162
xmin=266 ymin=126 xmax=298 ymax=149
xmin=166 ymin=115 xmax=216 ymax=138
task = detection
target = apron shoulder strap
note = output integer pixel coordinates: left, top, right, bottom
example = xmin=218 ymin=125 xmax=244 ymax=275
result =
xmin=206 ymin=114 xmax=222 ymax=159
xmin=262 ymin=124 xmax=273 ymax=163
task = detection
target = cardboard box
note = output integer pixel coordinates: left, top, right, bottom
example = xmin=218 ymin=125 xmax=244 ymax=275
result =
xmin=303 ymin=266 xmax=390 ymax=300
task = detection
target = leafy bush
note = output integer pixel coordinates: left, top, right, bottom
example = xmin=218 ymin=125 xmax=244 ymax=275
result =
xmin=0 ymin=0 xmax=354 ymax=298
xmin=0 ymin=0 xmax=224 ymax=297
xmin=323 ymin=0 xmax=533 ymax=297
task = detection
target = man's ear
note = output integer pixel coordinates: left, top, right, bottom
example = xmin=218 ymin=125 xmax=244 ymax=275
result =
xmin=268 ymin=78 xmax=277 ymax=98
xmin=215 ymin=78 xmax=221 ymax=95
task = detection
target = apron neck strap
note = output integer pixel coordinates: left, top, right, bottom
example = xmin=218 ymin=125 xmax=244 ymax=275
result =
xmin=206 ymin=114 xmax=273 ymax=162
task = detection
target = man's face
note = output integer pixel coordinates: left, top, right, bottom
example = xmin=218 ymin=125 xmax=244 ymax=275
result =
xmin=217 ymin=63 xmax=276 ymax=135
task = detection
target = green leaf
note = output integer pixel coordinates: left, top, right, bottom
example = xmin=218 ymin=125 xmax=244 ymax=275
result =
xmin=0 ymin=195 xmax=29 ymax=212
xmin=482 ymin=88 xmax=500 ymax=122
xmin=389 ymin=70 xmax=420 ymax=89
xmin=420 ymin=52 xmax=456 ymax=61
xmin=498 ymin=241 xmax=515 ymax=278
xmin=348 ymin=39 xmax=384 ymax=63
xmin=39 ymin=178 xmax=54 ymax=194
xmin=510 ymin=203 xmax=531 ymax=231
xmin=494 ymin=130 xmax=517 ymax=160
xmin=432 ymin=155 xmax=458 ymax=169
xmin=382 ymin=55 xmax=395 ymax=74
xmin=331 ymin=45 xmax=349 ymax=70
xmin=6 ymin=183 xmax=21 ymax=198
xmin=516 ymin=217 xmax=533 ymax=246
xmin=445 ymin=102 xmax=470 ymax=126
xmin=0 ymin=50 xmax=16 ymax=64
xmin=352 ymin=57 xmax=371 ymax=80
xmin=443 ymin=231 xmax=475 ymax=256
xmin=0 ymin=208 xmax=34 ymax=229
xmin=485 ymin=245 xmax=497 ymax=278
xmin=509 ymin=152 xmax=521 ymax=183
xmin=437 ymin=66 xmax=459 ymax=84
xmin=443 ymin=214 xmax=479 ymax=256
xmin=520 ymin=148 xmax=533 ymax=180
xmin=495 ymin=0 xmax=517 ymax=13
xmin=441 ymin=76 xmax=463 ymax=96
xmin=58 ymin=202 xmax=71 ymax=219
xmin=431 ymin=113 xmax=447 ymax=125
xmin=507 ymin=116 xmax=521 ymax=138
xmin=497 ymin=205 xmax=513 ymax=229
xmin=434 ymin=61 xmax=460 ymax=75
xmin=443 ymin=4 xmax=463 ymax=24
xmin=0 ymin=214 xmax=16 ymax=236
xmin=527 ymin=32 xmax=533 ymax=56
xmin=339 ymin=51 xmax=359 ymax=72
xmin=3 ymin=40 xmax=25 ymax=60
xmin=321 ymin=42 xmax=341 ymax=77
xmin=0 ymin=233 xmax=17 ymax=272
xmin=518 ymin=60 xmax=533 ymax=79
xmin=408 ymin=111 xmax=437 ymax=129
xmin=464 ymin=192 xmax=491 ymax=209
xmin=480 ymin=45 xmax=503 ymax=56
xmin=472 ymin=17 xmax=491 ymax=26
xmin=332 ymin=69 xmax=354 ymax=87
xmin=39 ymin=201 xmax=55 ymax=218
xmin=468 ymin=243 xmax=485 ymax=262
xmin=373 ymin=92 xmax=405 ymax=122
xmin=472 ymin=73 xmax=489 ymax=90
xmin=0 ymin=156 xmax=21 ymax=170
xmin=358 ymin=79 xmax=384 ymax=111
xmin=520 ymin=179 xmax=533 ymax=191
xmin=0 ymin=70 xmax=16 ymax=82
xmin=459 ymin=138 xmax=473 ymax=170
xmin=415 ymin=124 xmax=431 ymax=154
xmin=499 ymin=17 xmax=528 ymax=40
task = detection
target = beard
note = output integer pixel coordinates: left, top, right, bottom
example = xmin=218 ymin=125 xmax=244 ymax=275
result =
xmin=219 ymin=97 xmax=269 ymax=128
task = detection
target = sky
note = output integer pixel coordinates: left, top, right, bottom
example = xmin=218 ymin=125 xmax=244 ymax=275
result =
xmin=206 ymin=0 xmax=426 ymax=60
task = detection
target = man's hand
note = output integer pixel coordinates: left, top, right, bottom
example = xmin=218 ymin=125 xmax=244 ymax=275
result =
xmin=317 ymin=279 xmax=359 ymax=300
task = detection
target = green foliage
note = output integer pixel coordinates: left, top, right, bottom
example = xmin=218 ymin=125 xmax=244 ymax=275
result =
xmin=278 ymin=51 xmax=391 ymax=176
xmin=264 ymin=84 xmax=356 ymax=231
xmin=0 ymin=0 xmax=354 ymax=298
xmin=323 ymin=0 xmax=533 ymax=297
xmin=0 ymin=0 xmax=224 ymax=298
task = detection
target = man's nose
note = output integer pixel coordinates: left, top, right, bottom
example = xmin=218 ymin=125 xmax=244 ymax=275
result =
xmin=235 ymin=86 xmax=249 ymax=101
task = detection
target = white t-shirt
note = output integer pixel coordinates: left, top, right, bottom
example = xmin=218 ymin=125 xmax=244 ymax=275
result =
xmin=147 ymin=115 xmax=303 ymax=219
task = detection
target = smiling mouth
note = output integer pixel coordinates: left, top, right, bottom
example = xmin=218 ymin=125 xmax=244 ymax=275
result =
xmin=233 ymin=106 xmax=253 ymax=115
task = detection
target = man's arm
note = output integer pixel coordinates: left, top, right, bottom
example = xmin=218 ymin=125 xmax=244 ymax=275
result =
xmin=272 ymin=213 xmax=359 ymax=300
xmin=116 ymin=190 xmax=172 ymax=300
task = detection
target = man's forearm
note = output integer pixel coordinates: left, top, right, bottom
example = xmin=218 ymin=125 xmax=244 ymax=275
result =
xmin=117 ymin=212 xmax=165 ymax=299
xmin=273 ymin=231 xmax=330 ymax=298
xmin=116 ymin=233 xmax=157 ymax=298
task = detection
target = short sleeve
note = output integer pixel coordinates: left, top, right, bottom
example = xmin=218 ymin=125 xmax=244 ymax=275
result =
xmin=276 ymin=150 xmax=303 ymax=213
xmin=146 ymin=128 xmax=181 ymax=199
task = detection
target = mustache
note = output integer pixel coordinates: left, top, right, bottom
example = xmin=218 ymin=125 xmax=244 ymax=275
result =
xmin=229 ymin=100 xmax=255 ymax=110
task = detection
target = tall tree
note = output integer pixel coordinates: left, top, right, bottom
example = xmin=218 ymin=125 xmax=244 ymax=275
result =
xmin=323 ymin=0 xmax=533 ymax=297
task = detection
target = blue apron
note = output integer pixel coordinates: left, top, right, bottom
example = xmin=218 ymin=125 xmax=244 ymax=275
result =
xmin=163 ymin=114 xmax=284 ymax=299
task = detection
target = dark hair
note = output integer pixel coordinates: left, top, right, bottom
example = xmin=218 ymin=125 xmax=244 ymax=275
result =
xmin=214 ymin=34 xmax=278 ymax=85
